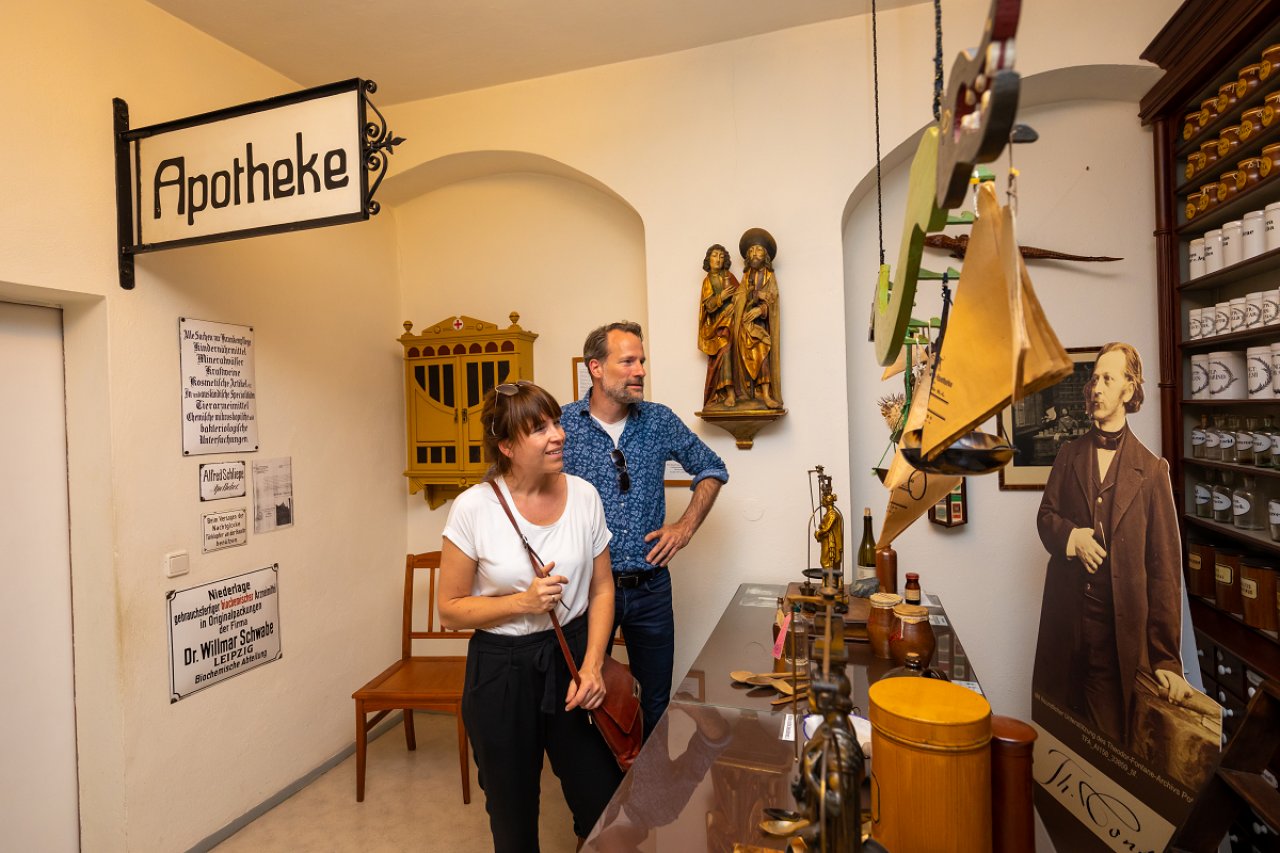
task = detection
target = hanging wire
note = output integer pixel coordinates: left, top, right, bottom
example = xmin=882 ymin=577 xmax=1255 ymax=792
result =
xmin=932 ymin=0 xmax=944 ymax=122
xmin=871 ymin=0 xmax=885 ymax=266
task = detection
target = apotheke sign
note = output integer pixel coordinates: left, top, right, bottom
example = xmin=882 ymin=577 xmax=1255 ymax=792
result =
xmin=114 ymin=79 xmax=403 ymax=288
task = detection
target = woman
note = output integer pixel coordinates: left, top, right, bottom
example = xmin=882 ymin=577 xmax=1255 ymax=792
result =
xmin=438 ymin=380 xmax=623 ymax=852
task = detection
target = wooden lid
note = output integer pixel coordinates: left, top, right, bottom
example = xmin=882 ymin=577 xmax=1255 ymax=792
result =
xmin=869 ymin=678 xmax=991 ymax=751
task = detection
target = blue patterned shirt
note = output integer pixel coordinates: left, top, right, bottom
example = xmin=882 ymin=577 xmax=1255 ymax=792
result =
xmin=562 ymin=391 xmax=729 ymax=572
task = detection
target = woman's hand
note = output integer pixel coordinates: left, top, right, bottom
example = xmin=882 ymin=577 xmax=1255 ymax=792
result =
xmin=566 ymin=662 xmax=607 ymax=711
xmin=520 ymin=564 xmax=567 ymax=614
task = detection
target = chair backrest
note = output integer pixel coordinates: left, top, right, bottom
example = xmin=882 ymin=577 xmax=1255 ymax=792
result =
xmin=403 ymin=551 xmax=472 ymax=658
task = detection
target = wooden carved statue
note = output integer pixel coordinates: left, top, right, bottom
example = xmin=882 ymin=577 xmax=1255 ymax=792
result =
xmin=698 ymin=244 xmax=741 ymax=408
xmin=738 ymin=228 xmax=783 ymax=409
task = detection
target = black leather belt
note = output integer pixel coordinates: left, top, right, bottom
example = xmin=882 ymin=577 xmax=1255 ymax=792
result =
xmin=614 ymin=569 xmax=659 ymax=589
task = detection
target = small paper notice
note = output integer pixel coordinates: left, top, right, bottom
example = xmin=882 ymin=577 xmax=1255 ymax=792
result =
xmin=780 ymin=713 xmax=796 ymax=742
xmin=929 ymin=614 xmax=949 ymax=626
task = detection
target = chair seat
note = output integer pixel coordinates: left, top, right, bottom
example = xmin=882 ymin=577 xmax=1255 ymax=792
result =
xmin=354 ymin=656 xmax=467 ymax=704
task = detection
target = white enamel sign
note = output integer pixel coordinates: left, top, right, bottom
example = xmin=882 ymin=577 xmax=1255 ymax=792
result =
xmin=180 ymin=318 xmax=258 ymax=456
xmin=168 ymin=566 xmax=281 ymax=701
xmin=131 ymin=84 xmax=364 ymax=247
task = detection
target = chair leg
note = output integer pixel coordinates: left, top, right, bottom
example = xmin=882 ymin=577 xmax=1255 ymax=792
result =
xmin=355 ymin=701 xmax=367 ymax=803
xmin=457 ymin=709 xmax=471 ymax=805
xmin=404 ymin=707 xmax=417 ymax=751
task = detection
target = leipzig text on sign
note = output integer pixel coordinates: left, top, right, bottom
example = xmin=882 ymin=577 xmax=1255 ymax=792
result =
xmin=113 ymin=79 xmax=404 ymax=289
xmin=168 ymin=565 xmax=281 ymax=701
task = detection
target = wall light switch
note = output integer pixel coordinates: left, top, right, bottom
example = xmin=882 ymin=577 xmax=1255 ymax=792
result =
xmin=165 ymin=550 xmax=189 ymax=578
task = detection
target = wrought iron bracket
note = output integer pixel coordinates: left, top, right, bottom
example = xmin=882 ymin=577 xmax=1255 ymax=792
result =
xmin=361 ymin=80 xmax=405 ymax=216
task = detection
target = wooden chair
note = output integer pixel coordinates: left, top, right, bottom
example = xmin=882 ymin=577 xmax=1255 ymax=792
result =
xmin=353 ymin=552 xmax=472 ymax=803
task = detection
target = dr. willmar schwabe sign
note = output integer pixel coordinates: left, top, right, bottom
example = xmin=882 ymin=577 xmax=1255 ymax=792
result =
xmin=168 ymin=565 xmax=281 ymax=701
xmin=113 ymin=78 xmax=404 ymax=289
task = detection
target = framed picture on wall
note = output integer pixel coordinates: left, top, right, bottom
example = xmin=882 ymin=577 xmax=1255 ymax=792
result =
xmin=572 ymin=357 xmax=590 ymax=401
xmin=997 ymin=347 xmax=1101 ymax=490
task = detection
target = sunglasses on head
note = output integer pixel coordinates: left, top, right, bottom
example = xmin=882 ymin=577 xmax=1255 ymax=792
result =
xmin=490 ymin=381 xmax=534 ymax=436
xmin=610 ymin=448 xmax=630 ymax=493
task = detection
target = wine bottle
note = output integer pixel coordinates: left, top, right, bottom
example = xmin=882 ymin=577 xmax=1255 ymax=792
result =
xmin=857 ymin=507 xmax=876 ymax=581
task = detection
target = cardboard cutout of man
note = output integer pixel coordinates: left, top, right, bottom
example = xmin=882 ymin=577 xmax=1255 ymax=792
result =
xmin=1033 ymin=342 xmax=1191 ymax=749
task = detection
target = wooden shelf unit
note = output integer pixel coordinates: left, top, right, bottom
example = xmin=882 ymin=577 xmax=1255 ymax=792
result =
xmin=1144 ymin=5 xmax=1280 ymax=847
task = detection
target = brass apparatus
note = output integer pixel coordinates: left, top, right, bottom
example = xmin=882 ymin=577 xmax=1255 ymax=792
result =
xmin=763 ymin=584 xmax=888 ymax=852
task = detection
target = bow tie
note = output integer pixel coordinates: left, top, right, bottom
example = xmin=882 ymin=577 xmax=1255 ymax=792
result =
xmin=1093 ymin=426 xmax=1126 ymax=451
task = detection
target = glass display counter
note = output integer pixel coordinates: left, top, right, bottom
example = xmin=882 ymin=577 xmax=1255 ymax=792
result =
xmin=584 ymin=583 xmax=983 ymax=851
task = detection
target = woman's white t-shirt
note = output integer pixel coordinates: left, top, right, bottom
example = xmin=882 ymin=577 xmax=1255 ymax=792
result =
xmin=442 ymin=474 xmax=612 ymax=636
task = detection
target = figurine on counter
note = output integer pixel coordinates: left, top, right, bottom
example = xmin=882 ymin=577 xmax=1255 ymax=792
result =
xmin=814 ymin=491 xmax=845 ymax=577
xmin=697 ymin=244 xmax=741 ymax=409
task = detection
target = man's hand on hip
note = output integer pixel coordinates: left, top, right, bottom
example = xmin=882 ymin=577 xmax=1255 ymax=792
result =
xmin=644 ymin=522 xmax=693 ymax=567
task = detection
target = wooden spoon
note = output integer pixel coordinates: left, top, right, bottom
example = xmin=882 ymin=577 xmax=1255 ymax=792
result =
xmin=772 ymin=691 xmax=809 ymax=705
xmin=730 ymin=670 xmax=808 ymax=688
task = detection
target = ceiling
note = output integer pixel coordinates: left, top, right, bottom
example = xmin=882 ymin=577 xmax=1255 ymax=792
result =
xmin=148 ymin=0 xmax=927 ymax=105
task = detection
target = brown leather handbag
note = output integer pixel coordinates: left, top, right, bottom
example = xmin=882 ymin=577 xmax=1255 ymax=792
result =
xmin=489 ymin=482 xmax=643 ymax=771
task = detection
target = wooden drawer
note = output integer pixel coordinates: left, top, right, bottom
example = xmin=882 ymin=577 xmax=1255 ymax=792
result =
xmin=1215 ymin=644 xmax=1247 ymax=701
xmin=1216 ymin=687 xmax=1247 ymax=738
xmin=1195 ymin=628 xmax=1217 ymax=680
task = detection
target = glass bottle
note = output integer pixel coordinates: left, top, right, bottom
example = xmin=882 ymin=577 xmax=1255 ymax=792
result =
xmin=1191 ymin=414 xmax=1208 ymax=458
xmin=1238 ymin=416 xmax=1257 ymax=466
xmin=1205 ymin=415 xmax=1223 ymax=461
xmin=1257 ymin=416 xmax=1275 ymax=468
xmin=1213 ymin=470 xmax=1235 ymax=523
xmin=1269 ymin=496 xmax=1280 ymax=542
xmin=1220 ymin=415 xmax=1239 ymax=463
xmin=903 ymin=572 xmax=922 ymax=606
xmin=856 ymin=507 xmax=876 ymax=581
xmin=1195 ymin=470 xmax=1214 ymax=518
xmin=785 ymin=605 xmax=811 ymax=671
xmin=1233 ymin=474 xmax=1263 ymax=530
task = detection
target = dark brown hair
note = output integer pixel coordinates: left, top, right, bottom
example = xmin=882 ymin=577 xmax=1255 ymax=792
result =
xmin=481 ymin=381 xmax=562 ymax=476
xmin=582 ymin=321 xmax=643 ymax=368
xmin=1094 ymin=341 xmax=1145 ymax=413
xmin=702 ymin=244 xmax=732 ymax=273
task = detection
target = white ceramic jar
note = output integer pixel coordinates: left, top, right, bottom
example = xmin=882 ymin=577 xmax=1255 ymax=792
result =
xmin=1248 ymin=291 xmax=1265 ymax=328
xmin=1248 ymin=346 xmax=1276 ymax=398
xmin=1205 ymin=228 xmax=1224 ymax=273
xmin=1266 ymin=202 xmax=1280 ymax=252
xmin=1189 ymin=237 xmax=1207 ymax=279
xmin=1209 ymin=351 xmax=1247 ymax=399
xmin=1243 ymin=210 xmax=1266 ymax=260
xmin=1223 ymin=219 xmax=1245 ymax=266
xmin=1191 ymin=353 xmax=1211 ymax=399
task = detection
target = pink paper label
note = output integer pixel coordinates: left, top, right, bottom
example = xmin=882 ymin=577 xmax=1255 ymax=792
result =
xmin=772 ymin=612 xmax=792 ymax=659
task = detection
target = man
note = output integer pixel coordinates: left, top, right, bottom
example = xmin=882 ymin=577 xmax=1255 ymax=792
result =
xmin=737 ymin=228 xmax=782 ymax=409
xmin=563 ymin=322 xmax=728 ymax=737
xmin=1034 ymin=342 xmax=1192 ymax=749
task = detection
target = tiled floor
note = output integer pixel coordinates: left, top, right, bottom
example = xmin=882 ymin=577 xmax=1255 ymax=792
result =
xmin=211 ymin=711 xmax=578 ymax=852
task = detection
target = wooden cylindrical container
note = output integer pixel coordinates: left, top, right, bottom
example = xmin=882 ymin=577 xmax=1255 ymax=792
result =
xmin=990 ymin=715 xmax=1037 ymax=853
xmin=1240 ymin=557 xmax=1278 ymax=631
xmin=1188 ymin=541 xmax=1217 ymax=599
xmin=1215 ymin=549 xmax=1244 ymax=615
xmin=869 ymin=678 xmax=992 ymax=852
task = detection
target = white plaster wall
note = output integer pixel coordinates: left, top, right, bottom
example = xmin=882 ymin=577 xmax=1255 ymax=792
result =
xmin=397 ymin=170 xmax=648 ymax=550
xmin=843 ymin=98 xmax=1159 ymax=723
xmin=1 ymin=1 xmax=405 ymax=849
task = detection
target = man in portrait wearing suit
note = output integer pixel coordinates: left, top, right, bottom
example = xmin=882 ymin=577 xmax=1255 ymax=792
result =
xmin=1033 ymin=341 xmax=1192 ymax=749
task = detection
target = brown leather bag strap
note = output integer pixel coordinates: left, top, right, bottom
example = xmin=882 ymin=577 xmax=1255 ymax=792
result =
xmin=487 ymin=480 xmax=581 ymax=684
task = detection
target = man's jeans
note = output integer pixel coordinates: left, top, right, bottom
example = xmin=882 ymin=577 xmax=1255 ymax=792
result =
xmin=610 ymin=568 xmax=675 ymax=740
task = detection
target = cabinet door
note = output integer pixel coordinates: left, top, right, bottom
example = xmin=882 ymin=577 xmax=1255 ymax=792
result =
xmin=408 ymin=357 xmax=463 ymax=473
xmin=461 ymin=355 xmax=517 ymax=472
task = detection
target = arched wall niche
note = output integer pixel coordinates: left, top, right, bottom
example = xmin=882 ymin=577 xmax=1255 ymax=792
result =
xmin=836 ymin=63 xmax=1163 ymax=725
xmin=391 ymin=150 xmax=649 ymax=551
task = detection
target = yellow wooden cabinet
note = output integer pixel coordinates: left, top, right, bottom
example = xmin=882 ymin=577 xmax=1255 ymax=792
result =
xmin=399 ymin=313 xmax=537 ymax=507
